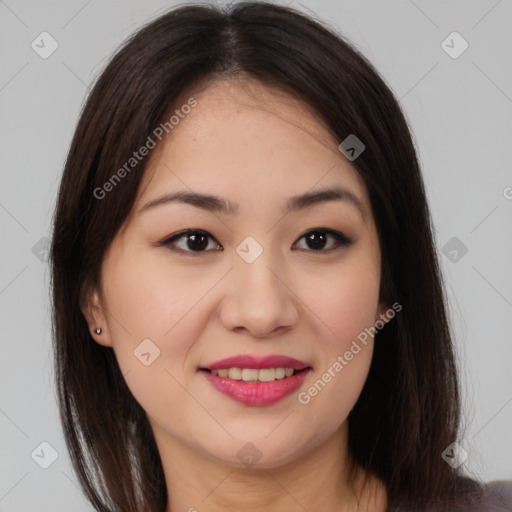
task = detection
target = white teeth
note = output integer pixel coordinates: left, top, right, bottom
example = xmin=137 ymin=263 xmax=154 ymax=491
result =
xmin=241 ymin=368 xmax=259 ymax=381
xmin=228 ymin=368 xmax=242 ymax=380
xmin=209 ymin=367 xmax=298 ymax=382
xmin=275 ymin=367 xmax=285 ymax=379
xmin=258 ymin=368 xmax=276 ymax=382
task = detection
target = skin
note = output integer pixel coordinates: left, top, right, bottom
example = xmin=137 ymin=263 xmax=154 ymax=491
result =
xmin=81 ymin=77 xmax=391 ymax=512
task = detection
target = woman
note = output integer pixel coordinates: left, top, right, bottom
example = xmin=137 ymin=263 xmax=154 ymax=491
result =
xmin=49 ymin=2 xmax=512 ymax=511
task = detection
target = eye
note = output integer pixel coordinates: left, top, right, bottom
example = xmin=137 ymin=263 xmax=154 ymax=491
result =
xmin=293 ymin=228 xmax=353 ymax=252
xmin=158 ymin=229 xmax=222 ymax=255
xmin=158 ymin=228 xmax=353 ymax=255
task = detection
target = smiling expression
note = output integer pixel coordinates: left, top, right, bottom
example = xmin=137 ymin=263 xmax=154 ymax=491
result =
xmin=82 ymin=77 xmax=389 ymax=469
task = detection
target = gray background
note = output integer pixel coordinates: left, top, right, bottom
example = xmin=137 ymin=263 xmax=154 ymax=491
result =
xmin=1 ymin=0 xmax=511 ymax=510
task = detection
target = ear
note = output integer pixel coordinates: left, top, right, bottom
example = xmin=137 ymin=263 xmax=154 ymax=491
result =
xmin=80 ymin=286 xmax=112 ymax=347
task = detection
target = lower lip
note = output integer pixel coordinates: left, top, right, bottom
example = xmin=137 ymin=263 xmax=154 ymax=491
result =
xmin=202 ymin=369 xmax=311 ymax=406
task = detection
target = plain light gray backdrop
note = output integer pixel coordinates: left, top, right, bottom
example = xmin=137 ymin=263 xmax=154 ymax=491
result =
xmin=1 ymin=0 xmax=511 ymax=510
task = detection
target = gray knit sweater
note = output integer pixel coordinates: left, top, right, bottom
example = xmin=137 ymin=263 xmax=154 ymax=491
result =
xmin=387 ymin=480 xmax=512 ymax=511
xmin=456 ymin=480 xmax=512 ymax=511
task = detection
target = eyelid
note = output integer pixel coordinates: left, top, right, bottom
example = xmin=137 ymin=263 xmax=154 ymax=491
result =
xmin=158 ymin=228 xmax=353 ymax=255
xmin=295 ymin=227 xmax=353 ymax=250
xmin=157 ymin=229 xmax=222 ymax=255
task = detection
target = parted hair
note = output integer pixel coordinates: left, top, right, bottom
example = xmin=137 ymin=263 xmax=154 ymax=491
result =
xmin=50 ymin=2 xmax=486 ymax=511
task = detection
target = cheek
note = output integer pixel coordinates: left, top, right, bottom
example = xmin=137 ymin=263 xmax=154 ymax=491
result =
xmin=294 ymin=259 xmax=380 ymax=424
xmin=306 ymin=256 xmax=381 ymax=349
xmin=101 ymin=246 xmax=213 ymax=348
xmin=100 ymin=252 xmax=213 ymax=431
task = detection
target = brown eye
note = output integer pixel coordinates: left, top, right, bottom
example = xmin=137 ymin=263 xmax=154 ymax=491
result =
xmin=293 ymin=229 xmax=353 ymax=253
xmin=159 ymin=230 xmax=222 ymax=254
xmin=159 ymin=227 xmax=353 ymax=256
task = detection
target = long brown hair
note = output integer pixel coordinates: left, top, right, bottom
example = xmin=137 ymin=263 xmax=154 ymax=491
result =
xmin=50 ymin=2 xmax=486 ymax=511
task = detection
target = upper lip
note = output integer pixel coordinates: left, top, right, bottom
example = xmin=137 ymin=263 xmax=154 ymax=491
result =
xmin=201 ymin=354 xmax=311 ymax=371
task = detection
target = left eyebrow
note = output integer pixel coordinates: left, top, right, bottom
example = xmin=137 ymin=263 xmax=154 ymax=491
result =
xmin=137 ymin=186 xmax=365 ymax=219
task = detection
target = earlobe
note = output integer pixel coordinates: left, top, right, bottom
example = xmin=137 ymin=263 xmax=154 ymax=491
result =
xmin=80 ymin=287 xmax=112 ymax=347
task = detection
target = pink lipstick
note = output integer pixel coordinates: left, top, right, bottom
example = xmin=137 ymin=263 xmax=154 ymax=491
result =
xmin=200 ymin=354 xmax=312 ymax=406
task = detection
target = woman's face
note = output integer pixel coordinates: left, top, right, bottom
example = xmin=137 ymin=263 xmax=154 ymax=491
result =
xmin=83 ymin=78 xmax=389 ymax=469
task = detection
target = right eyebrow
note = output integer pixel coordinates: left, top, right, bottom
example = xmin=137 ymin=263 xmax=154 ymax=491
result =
xmin=286 ymin=186 xmax=365 ymax=219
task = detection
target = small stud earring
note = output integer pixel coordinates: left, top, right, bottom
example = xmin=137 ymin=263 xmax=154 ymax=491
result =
xmin=94 ymin=328 xmax=102 ymax=335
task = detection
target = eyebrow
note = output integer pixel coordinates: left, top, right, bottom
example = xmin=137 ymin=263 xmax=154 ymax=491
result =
xmin=137 ymin=186 xmax=365 ymax=218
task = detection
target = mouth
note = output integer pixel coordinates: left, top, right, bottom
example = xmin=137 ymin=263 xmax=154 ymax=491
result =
xmin=198 ymin=354 xmax=313 ymax=406
xmin=199 ymin=361 xmax=313 ymax=407
xmin=199 ymin=366 xmax=310 ymax=382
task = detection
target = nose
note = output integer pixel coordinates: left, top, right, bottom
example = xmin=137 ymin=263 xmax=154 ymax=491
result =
xmin=219 ymin=250 xmax=300 ymax=338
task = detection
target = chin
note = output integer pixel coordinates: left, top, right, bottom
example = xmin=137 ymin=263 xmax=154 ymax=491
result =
xmin=198 ymin=428 xmax=315 ymax=471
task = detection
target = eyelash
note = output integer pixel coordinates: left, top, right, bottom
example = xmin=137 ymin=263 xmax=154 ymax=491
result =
xmin=157 ymin=228 xmax=353 ymax=256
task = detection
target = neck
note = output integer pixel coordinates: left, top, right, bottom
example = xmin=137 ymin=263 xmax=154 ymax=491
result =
xmin=153 ymin=421 xmax=387 ymax=512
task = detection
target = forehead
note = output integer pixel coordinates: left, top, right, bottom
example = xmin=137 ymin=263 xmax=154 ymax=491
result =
xmin=133 ymin=78 xmax=370 ymax=219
